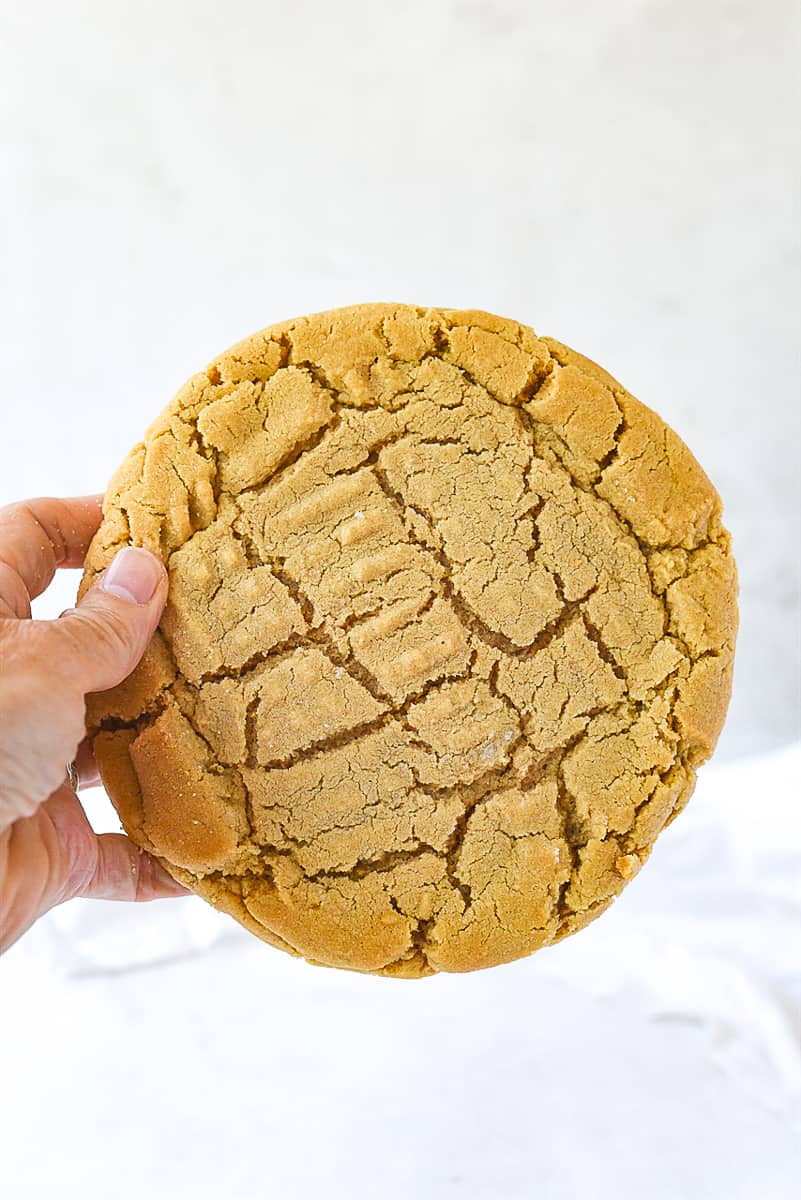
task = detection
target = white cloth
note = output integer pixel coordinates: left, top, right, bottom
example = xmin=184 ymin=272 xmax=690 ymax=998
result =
xmin=2 ymin=745 xmax=799 ymax=1199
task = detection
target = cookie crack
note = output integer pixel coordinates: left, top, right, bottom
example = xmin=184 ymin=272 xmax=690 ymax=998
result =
xmin=591 ymin=393 xmax=628 ymax=481
xmin=250 ymin=711 xmax=395 ymax=772
xmin=436 ymin=319 xmax=556 ymax=406
xmin=580 ymin=611 xmax=627 ymax=683
xmin=517 ymin=403 xmax=726 ymax=666
xmin=413 ymin=734 xmax=528 ymax=914
xmin=194 ymin=632 xmax=312 ymax=685
xmin=553 ymin=738 xmax=589 ymax=923
xmin=371 ymin=460 xmax=595 ymax=658
xmin=304 ymin=843 xmax=440 ymax=883
xmin=237 ymin=408 xmax=344 ymax=501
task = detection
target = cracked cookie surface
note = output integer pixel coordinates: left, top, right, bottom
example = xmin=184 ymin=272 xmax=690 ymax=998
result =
xmin=81 ymin=303 xmax=738 ymax=977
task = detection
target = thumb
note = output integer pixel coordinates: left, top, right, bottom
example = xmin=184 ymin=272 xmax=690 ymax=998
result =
xmin=53 ymin=547 xmax=168 ymax=695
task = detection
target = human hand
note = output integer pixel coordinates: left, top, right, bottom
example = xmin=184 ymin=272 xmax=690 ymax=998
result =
xmin=0 ymin=495 xmax=188 ymax=954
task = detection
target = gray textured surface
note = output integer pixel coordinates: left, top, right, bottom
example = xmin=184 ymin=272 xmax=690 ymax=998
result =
xmin=1 ymin=0 xmax=799 ymax=757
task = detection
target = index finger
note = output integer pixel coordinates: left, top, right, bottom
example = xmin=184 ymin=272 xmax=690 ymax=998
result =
xmin=0 ymin=495 xmax=104 ymax=616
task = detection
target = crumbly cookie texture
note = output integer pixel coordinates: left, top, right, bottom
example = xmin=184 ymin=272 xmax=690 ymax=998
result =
xmin=81 ymin=304 xmax=738 ymax=977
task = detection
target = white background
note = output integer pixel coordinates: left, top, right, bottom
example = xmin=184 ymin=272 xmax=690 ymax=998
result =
xmin=0 ymin=3 xmax=799 ymax=1198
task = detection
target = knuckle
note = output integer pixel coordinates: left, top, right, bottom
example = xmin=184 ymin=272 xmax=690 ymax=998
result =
xmin=88 ymin=606 xmax=137 ymax=658
xmin=0 ymin=499 xmax=28 ymax=523
xmin=61 ymin=603 xmax=139 ymax=671
xmin=0 ymin=563 xmax=32 ymax=619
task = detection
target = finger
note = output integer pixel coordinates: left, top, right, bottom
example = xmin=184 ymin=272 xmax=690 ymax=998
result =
xmin=0 ymin=548 xmax=166 ymax=830
xmin=42 ymin=546 xmax=168 ymax=695
xmin=0 ymin=790 xmax=189 ymax=952
xmin=73 ymin=737 xmax=100 ymax=791
xmin=0 ymin=496 xmax=103 ymax=616
xmin=43 ymin=787 xmax=189 ymax=905
xmin=79 ymin=834 xmax=190 ymax=902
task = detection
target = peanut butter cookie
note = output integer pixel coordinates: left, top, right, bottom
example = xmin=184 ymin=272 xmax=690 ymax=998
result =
xmin=81 ymin=304 xmax=738 ymax=976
